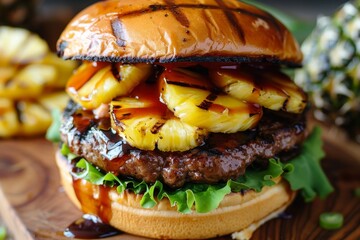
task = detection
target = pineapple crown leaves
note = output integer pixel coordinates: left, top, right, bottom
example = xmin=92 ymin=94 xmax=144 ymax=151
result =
xmin=61 ymin=127 xmax=333 ymax=214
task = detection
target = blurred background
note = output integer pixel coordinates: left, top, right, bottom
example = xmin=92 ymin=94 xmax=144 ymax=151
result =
xmin=39 ymin=0 xmax=348 ymax=22
xmin=256 ymin=0 xmax=348 ymax=20
xmin=40 ymin=0 xmax=348 ymax=20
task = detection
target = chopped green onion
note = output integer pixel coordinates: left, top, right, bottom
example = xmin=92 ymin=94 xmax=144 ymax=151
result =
xmin=0 ymin=226 xmax=6 ymax=240
xmin=319 ymin=212 xmax=344 ymax=230
xmin=355 ymin=188 xmax=360 ymax=197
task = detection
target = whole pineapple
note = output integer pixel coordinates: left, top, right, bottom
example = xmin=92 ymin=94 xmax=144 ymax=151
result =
xmin=295 ymin=0 xmax=360 ymax=143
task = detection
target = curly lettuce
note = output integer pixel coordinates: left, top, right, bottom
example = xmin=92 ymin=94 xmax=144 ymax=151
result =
xmin=61 ymin=127 xmax=333 ymax=214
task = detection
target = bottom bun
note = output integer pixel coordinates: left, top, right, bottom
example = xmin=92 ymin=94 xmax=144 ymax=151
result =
xmin=56 ymin=150 xmax=296 ymax=239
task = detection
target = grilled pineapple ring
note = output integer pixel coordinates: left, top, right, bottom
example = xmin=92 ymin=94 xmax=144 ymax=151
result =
xmin=0 ymin=26 xmax=76 ymax=138
xmin=160 ymin=68 xmax=262 ymax=133
xmin=0 ymin=92 xmax=68 ymax=137
xmin=67 ymin=62 xmax=153 ymax=109
xmin=0 ymin=29 xmax=76 ymax=100
xmin=0 ymin=26 xmax=48 ymax=66
xmin=0 ymin=98 xmax=20 ymax=137
xmin=210 ymin=67 xmax=307 ymax=114
xmin=110 ymin=85 xmax=208 ymax=152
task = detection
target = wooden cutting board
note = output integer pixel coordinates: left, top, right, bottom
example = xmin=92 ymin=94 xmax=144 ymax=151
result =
xmin=0 ymin=135 xmax=359 ymax=240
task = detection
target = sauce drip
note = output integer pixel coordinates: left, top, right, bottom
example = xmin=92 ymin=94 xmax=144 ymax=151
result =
xmin=64 ymin=214 xmax=122 ymax=239
xmin=65 ymin=179 xmax=122 ymax=239
xmin=72 ymin=179 xmax=113 ymax=224
xmin=112 ymin=80 xmax=170 ymax=121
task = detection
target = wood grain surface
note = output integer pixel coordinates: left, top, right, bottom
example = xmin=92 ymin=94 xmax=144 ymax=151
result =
xmin=0 ymin=135 xmax=359 ymax=240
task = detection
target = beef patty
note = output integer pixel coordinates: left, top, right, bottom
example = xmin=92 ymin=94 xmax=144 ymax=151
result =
xmin=61 ymin=101 xmax=306 ymax=188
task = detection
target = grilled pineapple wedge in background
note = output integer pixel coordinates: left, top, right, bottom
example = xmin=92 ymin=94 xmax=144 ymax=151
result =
xmin=295 ymin=1 xmax=360 ymax=142
xmin=0 ymin=26 xmax=76 ymax=138
xmin=0 ymin=98 xmax=20 ymax=137
xmin=67 ymin=62 xmax=153 ymax=109
xmin=1 ymin=63 xmax=56 ymax=99
xmin=110 ymin=82 xmax=208 ymax=151
xmin=0 ymin=92 xmax=68 ymax=137
xmin=210 ymin=67 xmax=307 ymax=114
xmin=160 ymin=68 xmax=262 ymax=133
xmin=0 ymin=26 xmax=48 ymax=66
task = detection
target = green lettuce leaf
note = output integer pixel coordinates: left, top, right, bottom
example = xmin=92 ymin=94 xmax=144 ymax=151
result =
xmin=46 ymin=108 xmax=62 ymax=143
xmin=282 ymin=127 xmax=334 ymax=201
xmin=63 ymin=127 xmax=333 ymax=213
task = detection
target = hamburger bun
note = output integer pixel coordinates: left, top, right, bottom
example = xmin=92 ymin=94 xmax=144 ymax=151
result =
xmin=56 ymin=150 xmax=296 ymax=239
xmin=57 ymin=0 xmax=302 ymax=65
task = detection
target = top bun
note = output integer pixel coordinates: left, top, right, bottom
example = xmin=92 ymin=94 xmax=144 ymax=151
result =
xmin=57 ymin=0 xmax=302 ymax=66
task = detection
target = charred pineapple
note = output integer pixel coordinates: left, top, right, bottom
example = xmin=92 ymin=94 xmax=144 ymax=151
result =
xmin=210 ymin=66 xmax=307 ymax=114
xmin=295 ymin=1 xmax=360 ymax=142
xmin=109 ymin=71 xmax=209 ymax=152
xmin=67 ymin=62 xmax=153 ymax=109
xmin=160 ymin=68 xmax=263 ymax=133
xmin=63 ymin=61 xmax=306 ymax=152
xmin=0 ymin=26 xmax=76 ymax=138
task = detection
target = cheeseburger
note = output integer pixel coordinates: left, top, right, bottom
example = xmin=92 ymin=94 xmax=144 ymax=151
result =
xmin=55 ymin=0 xmax=333 ymax=239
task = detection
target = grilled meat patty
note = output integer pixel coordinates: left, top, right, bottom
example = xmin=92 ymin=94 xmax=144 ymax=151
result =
xmin=61 ymin=101 xmax=306 ymax=188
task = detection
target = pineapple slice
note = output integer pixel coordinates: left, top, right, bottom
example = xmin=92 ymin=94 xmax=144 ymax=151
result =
xmin=110 ymin=82 xmax=208 ymax=152
xmin=210 ymin=67 xmax=307 ymax=114
xmin=0 ymin=53 xmax=76 ymax=100
xmin=0 ymin=93 xmax=68 ymax=138
xmin=38 ymin=92 xmax=69 ymax=111
xmin=17 ymin=101 xmax=52 ymax=136
xmin=67 ymin=62 xmax=153 ymax=109
xmin=0 ymin=66 xmax=17 ymax=84
xmin=0 ymin=98 xmax=20 ymax=137
xmin=39 ymin=53 xmax=78 ymax=88
xmin=160 ymin=68 xmax=262 ymax=133
xmin=0 ymin=64 xmax=57 ymax=99
xmin=0 ymin=26 xmax=48 ymax=66
xmin=267 ymin=71 xmax=308 ymax=114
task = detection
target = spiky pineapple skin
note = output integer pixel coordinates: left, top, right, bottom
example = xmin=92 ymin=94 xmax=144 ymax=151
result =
xmin=295 ymin=0 xmax=360 ymax=142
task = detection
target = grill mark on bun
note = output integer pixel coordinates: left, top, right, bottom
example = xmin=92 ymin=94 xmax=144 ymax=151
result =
xmin=57 ymin=41 xmax=68 ymax=58
xmin=111 ymin=19 xmax=127 ymax=47
xmin=111 ymin=3 xmax=281 ymax=43
xmin=164 ymin=0 xmax=190 ymax=28
xmin=214 ymin=0 xmax=245 ymax=44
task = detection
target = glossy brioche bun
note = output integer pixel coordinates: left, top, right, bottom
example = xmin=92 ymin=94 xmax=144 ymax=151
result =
xmin=56 ymin=151 xmax=296 ymax=239
xmin=57 ymin=0 xmax=302 ymax=65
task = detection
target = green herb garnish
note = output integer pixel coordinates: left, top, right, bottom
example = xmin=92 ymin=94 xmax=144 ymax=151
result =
xmin=319 ymin=212 xmax=344 ymax=230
